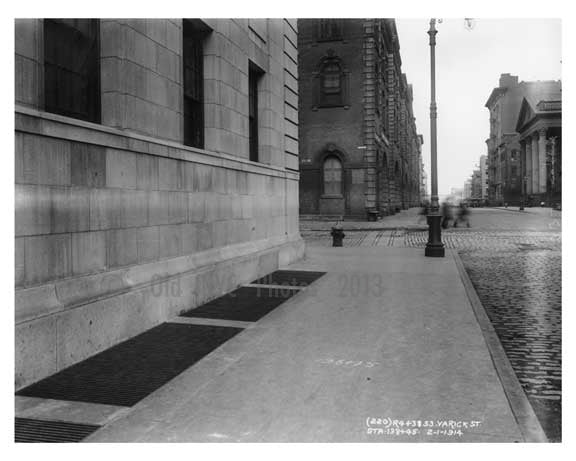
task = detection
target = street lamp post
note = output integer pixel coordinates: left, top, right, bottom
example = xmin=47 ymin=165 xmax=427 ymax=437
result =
xmin=425 ymin=18 xmax=445 ymax=257
xmin=520 ymin=176 xmax=526 ymax=210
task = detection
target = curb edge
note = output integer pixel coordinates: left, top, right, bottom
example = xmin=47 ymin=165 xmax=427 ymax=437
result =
xmin=452 ymin=249 xmax=549 ymax=443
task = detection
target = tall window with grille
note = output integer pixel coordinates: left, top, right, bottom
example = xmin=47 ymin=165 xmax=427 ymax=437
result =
xmin=249 ymin=64 xmax=263 ymax=162
xmin=323 ymin=156 xmax=343 ymax=196
xmin=44 ymin=19 xmax=100 ymax=123
xmin=318 ymin=19 xmax=342 ymax=41
xmin=183 ymin=20 xmax=208 ymax=148
xmin=320 ymin=60 xmax=343 ymax=107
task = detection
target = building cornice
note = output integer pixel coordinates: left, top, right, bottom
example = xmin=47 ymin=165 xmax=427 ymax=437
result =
xmin=485 ymin=87 xmax=507 ymax=108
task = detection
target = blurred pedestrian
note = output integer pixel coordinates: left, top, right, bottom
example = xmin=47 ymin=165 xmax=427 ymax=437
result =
xmin=441 ymin=200 xmax=453 ymax=229
xmin=454 ymin=203 xmax=470 ymax=228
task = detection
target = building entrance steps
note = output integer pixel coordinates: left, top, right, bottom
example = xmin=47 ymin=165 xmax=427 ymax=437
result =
xmin=86 ymin=246 xmax=541 ymax=442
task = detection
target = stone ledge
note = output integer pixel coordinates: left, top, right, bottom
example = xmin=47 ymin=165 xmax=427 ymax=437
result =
xmin=15 ymin=105 xmax=299 ymax=181
xmin=16 ymin=233 xmax=304 ymax=325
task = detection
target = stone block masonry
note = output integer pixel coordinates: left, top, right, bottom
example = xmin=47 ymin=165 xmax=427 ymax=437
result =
xmin=14 ymin=18 xmax=303 ymax=389
xmin=15 ymin=107 xmax=304 ymax=389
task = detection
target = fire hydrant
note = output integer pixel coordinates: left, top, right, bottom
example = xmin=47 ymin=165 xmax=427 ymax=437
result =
xmin=331 ymin=223 xmax=345 ymax=247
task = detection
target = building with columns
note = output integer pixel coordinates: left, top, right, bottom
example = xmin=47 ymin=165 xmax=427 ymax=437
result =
xmin=297 ymin=18 xmax=423 ymax=219
xmin=485 ymin=74 xmax=561 ymax=205
xmin=15 ymin=18 xmax=303 ymax=389
xmin=516 ymin=94 xmax=562 ymax=206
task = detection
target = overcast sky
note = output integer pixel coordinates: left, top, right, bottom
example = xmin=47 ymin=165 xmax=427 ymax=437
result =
xmin=395 ymin=18 xmax=562 ymax=196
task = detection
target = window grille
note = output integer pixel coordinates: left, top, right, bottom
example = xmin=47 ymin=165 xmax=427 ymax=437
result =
xmin=323 ymin=156 xmax=343 ymax=195
xmin=318 ymin=19 xmax=342 ymax=41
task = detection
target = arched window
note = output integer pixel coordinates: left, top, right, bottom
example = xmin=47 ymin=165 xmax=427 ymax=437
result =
xmin=323 ymin=156 xmax=343 ymax=195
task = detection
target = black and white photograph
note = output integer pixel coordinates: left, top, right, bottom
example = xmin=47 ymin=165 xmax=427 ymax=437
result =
xmin=7 ymin=1 xmax=572 ymax=453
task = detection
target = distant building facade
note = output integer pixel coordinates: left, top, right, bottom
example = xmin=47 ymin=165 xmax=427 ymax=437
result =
xmin=516 ymin=94 xmax=562 ymax=206
xmin=479 ymin=154 xmax=488 ymax=201
xmin=485 ymin=73 xmax=561 ymax=205
xmin=450 ymin=186 xmax=464 ymax=202
xmin=15 ymin=18 xmax=303 ymax=388
xmin=420 ymin=161 xmax=428 ymax=203
xmin=471 ymin=168 xmax=482 ymax=200
xmin=297 ymin=18 xmax=423 ymax=219
xmin=463 ymin=180 xmax=472 ymax=200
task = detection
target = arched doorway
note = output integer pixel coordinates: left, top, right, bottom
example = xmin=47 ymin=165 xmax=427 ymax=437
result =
xmin=319 ymin=151 xmax=346 ymax=216
xmin=323 ymin=155 xmax=343 ymax=196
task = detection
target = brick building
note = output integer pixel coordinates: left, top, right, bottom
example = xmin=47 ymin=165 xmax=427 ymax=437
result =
xmin=15 ymin=18 xmax=303 ymax=388
xmin=485 ymin=73 xmax=561 ymax=205
xmin=297 ymin=18 xmax=423 ymax=219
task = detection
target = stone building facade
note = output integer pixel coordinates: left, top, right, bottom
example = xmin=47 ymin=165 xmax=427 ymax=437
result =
xmin=485 ymin=73 xmax=561 ymax=205
xmin=15 ymin=18 xmax=303 ymax=389
xmin=479 ymin=154 xmax=488 ymax=201
xmin=297 ymin=19 xmax=423 ymax=219
xmin=471 ymin=168 xmax=482 ymax=200
xmin=516 ymin=93 xmax=562 ymax=206
xmin=420 ymin=161 xmax=428 ymax=203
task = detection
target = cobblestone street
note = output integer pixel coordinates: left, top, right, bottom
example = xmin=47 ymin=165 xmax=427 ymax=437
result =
xmin=301 ymin=207 xmax=562 ymax=441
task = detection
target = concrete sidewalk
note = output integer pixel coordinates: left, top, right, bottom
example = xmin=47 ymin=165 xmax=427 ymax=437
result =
xmin=86 ymin=246 xmax=543 ymax=442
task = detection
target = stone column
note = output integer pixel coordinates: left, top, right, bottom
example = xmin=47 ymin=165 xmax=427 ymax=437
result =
xmin=519 ymin=140 xmax=525 ymax=199
xmin=531 ymin=132 xmax=539 ymax=195
xmin=538 ymin=128 xmax=547 ymax=194
xmin=525 ymin=136 xmax=532 ymax=195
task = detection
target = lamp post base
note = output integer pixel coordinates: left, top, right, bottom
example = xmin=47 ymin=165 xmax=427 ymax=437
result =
xmin=425 ymin=213 xmax=445 ymax=257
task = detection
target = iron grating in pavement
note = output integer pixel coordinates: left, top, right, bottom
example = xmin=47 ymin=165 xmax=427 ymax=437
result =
xmin=180 ymin=286 xmax=299 ymax=322
xmin=252 ymin=270 xmax=326 ymax=287
xmin=16 ymin=323 xmax=242 ymax=407
xmin=15 ymin=417 xmax=100 ymax=443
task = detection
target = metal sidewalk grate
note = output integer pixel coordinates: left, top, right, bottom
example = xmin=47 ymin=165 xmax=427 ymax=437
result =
xmin=16 ymin=323 xmax=242 ymax=407
xmin=15 ymin=417 xmax=100 ymax=443
xmin=251 ymin=270 xmax=326 ymax=287
xmin=180 ymin=286 xmax=299 ymax=322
